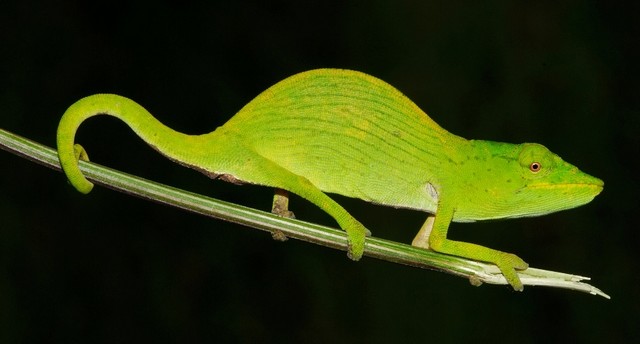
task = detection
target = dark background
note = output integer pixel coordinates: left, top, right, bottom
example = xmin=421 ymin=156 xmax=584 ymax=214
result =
xmin=1 ymin=1 xmax=638 ymax=343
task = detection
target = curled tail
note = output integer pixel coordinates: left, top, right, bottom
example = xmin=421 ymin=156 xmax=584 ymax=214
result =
xmin=56 ymin=95 xmax=111 ymax=194
xmin=56 ymin=94 xmax=196 ymax=194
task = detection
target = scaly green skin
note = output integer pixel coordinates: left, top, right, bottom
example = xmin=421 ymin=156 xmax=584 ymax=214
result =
xmin=57 ymin=69 xmax=604 ymax=291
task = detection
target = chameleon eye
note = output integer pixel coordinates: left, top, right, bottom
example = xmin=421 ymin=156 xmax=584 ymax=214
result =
xmin=529 ymin=162 xmax=542 ymax=173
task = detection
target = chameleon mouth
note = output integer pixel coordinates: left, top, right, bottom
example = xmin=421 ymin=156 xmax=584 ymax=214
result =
xmin=529 ymin=182 xmax=603 ymax=190
xmin=507 ymin=179 xmax=604 ymax=218
xmin=524 ymin=180 xmax=604 ymax=205
xmin=528 ymin=174 xmax=604 ymax=193
xmin=517 ymin=175 xmax=604 ymax=202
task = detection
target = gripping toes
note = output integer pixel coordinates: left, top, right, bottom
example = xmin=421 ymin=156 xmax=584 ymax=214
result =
xmin=345 ymin=221 xmax=368 ymax=261
xmin=496 ymin=253 xmax=529 ymax=291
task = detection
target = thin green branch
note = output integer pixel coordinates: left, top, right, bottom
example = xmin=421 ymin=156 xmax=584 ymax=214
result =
xmin=0 ymin=128 xmax=610 ymax=298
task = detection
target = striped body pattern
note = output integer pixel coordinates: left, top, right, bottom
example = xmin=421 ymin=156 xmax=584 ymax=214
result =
xmin=217 ymin=70 xmax=454 ymax=212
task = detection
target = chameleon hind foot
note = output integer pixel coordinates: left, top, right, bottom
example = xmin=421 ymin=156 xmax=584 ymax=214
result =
xmin=272 ymin=188 xmax=295 ymax=219
xmin=270 ymin=188 xmax=293 ymax=241
xmin=345 ymin=219 xmax=370 ymax=261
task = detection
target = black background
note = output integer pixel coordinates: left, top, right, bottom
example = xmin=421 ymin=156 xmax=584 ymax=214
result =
xmin=1 ymin=1 xmax=638 ymax=343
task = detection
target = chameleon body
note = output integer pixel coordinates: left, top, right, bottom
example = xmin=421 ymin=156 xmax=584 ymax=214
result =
xmin=57 ymin=69 xmax=603 ymax=291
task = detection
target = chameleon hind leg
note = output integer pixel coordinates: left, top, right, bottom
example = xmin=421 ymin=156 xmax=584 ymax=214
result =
xmin=272 ymin=188 xmax=295 ymax=219
xmin=232 ymin=154 xmax=371 ymax=260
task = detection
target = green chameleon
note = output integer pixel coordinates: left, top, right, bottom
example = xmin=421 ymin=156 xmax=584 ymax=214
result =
xmin=57 ymin=69 xmax=603 ymax=291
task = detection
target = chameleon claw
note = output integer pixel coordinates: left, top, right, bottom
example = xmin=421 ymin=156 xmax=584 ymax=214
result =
xmin=346 ymin=244 xmax=363 ymax=261
xmin=270 ymin=230 xmax=288 ymax=242
xmin=469 ymin=275 xmax=483 ymax=287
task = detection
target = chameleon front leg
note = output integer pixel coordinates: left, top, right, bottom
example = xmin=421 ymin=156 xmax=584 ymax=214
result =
xmin=411 ymin=215 xmax=435 ymax=249
xmin=423 ymin=203 xmax=528 ymax=291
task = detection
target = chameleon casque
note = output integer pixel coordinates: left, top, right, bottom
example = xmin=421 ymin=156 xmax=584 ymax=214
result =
xmin=57 ymin=69 xmax=604 ymax=291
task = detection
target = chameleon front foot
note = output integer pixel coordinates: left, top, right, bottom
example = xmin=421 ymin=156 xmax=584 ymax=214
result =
xmin=495 ymin=253 xmax=529 ymax=291
xmin=426 ymin=217 xmax=529 ymax=291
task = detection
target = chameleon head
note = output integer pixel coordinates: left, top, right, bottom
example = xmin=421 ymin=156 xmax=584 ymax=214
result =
xmin=495 ymin=142 xmax=604 ymax=219
xmin=510 ymin=143 xmax=604 ymax=217
xmin=455 ymin=141 xmax=604 ymax=220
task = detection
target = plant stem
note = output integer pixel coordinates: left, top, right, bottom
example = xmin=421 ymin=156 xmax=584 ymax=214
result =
xmin=0 ymin=128 xmax=610 ymax=298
